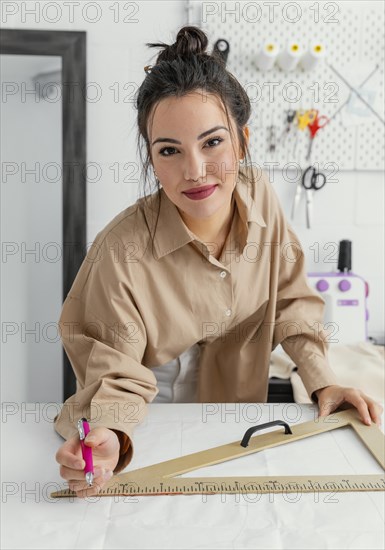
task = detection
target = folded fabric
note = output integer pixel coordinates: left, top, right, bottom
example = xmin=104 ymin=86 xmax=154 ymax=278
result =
xmin=269 ymin=342 xmax=385 ymax=404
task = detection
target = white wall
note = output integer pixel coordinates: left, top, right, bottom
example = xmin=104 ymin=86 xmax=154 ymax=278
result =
xmin=2 ymin=1 xmax=383 ymax=404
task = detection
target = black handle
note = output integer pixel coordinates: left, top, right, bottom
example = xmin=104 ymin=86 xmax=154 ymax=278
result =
xmin=240 ymin=420 xmax=292 ymax=448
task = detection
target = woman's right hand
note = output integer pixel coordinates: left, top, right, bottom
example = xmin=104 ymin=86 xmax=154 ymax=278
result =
xmin=55 ymin=426 xmax=121 ymax=498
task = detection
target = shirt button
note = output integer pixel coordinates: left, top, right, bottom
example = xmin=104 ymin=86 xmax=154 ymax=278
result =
xmin=225 ymin=308 xmax=232 ymax=317
xmin=219 ymin=270 xmax=227 ymax=278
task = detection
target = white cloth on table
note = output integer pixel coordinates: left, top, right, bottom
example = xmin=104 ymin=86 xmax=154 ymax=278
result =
xmin=270 ymin=341 xmax=385 ymax=404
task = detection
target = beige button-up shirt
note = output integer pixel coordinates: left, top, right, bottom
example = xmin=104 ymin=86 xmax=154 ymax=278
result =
xmin=54 ymin=165 xmax=338 ymax=472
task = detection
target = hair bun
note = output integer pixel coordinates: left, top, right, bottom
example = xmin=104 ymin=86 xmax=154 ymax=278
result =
xmin=145 ymin=26 xmax=209 ymax=64
xmin=174 ymin=26 xmax=208 ymax=56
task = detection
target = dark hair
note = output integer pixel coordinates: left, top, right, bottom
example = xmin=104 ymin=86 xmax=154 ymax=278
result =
xmin=134 ymin=25 xmax=253 ymax=255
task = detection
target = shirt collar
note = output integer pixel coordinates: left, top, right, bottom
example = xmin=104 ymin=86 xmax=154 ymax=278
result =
xmin=233 ymin=170 xmax=267 ymax=230
xmin=143 ymin=168 xmax=266 ymax=260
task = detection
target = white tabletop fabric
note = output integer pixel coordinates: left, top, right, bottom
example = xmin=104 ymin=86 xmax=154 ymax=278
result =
xmin=1 ymin=403 xmax=384 ymax=550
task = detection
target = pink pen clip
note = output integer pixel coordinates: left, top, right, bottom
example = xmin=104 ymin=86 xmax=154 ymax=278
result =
xmin=77 ymin=418 xmax=94 ymax=487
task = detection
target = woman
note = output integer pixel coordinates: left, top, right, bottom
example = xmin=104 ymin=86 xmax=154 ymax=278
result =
xmin=55 ymin=26 xmax=383 ymax=498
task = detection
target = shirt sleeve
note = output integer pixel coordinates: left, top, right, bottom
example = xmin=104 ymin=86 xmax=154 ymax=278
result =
xmin=269 ymin=184 xmax=339 ymax=403
xmin=53 ymin=230 xmax=159 ymax=474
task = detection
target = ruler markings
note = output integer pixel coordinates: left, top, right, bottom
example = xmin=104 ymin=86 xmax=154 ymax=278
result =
xmin=50 ymin=410 xmax=385 ymax=498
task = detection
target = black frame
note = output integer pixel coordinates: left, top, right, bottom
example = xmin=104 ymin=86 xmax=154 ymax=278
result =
xmin=1 ymin=29 xmax=86 ymax=401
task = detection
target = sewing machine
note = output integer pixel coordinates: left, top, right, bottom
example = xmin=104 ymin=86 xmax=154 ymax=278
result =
xmin=268 ymin=240 xmax=370 ymax=402
xmin=307 ymin=271 xmax=369 ymax=345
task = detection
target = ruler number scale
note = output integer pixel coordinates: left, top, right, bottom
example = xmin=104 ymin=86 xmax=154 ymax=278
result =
xmin=51 ymin=409 xmax=385 ymax=498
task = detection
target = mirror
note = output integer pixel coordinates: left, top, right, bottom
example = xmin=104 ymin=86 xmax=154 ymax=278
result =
xmin=1 ymin=54 xmax=63 ymax=403
xmin=0 ymin=30 xmax=87 ymax=402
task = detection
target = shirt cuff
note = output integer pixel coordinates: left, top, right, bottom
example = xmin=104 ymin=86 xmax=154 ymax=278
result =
xmin=297 ymin=361 xmax=339 ymax=404
xmin=110 ymin=429 xmax=133 ymax=474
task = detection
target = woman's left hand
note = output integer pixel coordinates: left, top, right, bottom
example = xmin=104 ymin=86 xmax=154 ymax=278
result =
xmin=314 ymin=385 xmax=383 ymax=427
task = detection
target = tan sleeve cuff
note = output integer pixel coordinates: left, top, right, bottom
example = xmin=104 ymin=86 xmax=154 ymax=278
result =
xmin=279 ymin=329 xmax=340 ymax=404
xmin=110 ymin=429 xmax=134 ymax=474
xmin=298 ymin=363 xmax=339 ymax=404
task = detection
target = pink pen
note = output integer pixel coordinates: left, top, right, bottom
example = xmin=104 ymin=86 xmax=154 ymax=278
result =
xmin=77 ymin=418 xmax=94 ymax=487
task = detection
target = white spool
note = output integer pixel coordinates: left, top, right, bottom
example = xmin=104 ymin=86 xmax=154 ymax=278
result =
xmin=255 ymin=43 xmax=279 ymax=71
xmin=277 ymin=43 xmax=302 ymax=71
xmin=300 ymin=43 xmax=326 ymax=70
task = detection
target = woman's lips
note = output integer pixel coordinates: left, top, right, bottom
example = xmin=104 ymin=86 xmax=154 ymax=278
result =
xmin=182 ymin=184 xmax=218 ymax=200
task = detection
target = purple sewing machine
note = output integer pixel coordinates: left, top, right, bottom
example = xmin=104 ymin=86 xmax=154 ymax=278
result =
xmin=307 ymin=240 xmax=369 ymax=345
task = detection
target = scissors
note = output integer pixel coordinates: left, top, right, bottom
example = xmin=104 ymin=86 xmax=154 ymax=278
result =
xmin=296 ymin=109 xmax=317 ymax=130
xmin=279 ymin=109 xmax=297 ymax=145
xmin=291 ymin=165 xmax=327 ymax=228
xmin=266 ymin=111 xmax=278 ymax=158
xmin=306 ymin=111 xmax=329 ymax=160
xmin=293 ymin=109 xmax=317 ymax=157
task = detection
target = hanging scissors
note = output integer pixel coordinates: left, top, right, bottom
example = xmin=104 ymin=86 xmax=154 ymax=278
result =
xmin=302 ymin=166 xmax=327 ymax=228
xmin=279 ymin=109 xmax=297 ymax=145
xmin=296 ymin=109 xmax=317 ymax=130
xmin=306 ymin=111 xmax=329 ymax=161
xmin=266 ymin=111 xmax=278 ymax=159
xmin=291 ymin=165 xmax=327 ymax=228
xmin=293 ymin=109 xmax=317 ymax=158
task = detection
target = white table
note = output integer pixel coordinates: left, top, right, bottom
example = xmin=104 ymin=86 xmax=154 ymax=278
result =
xmin=1 ymin=402 xmax=384 ymax=549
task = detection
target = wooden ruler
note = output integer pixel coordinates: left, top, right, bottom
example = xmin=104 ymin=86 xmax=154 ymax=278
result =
xmin=51 ymin=408 xmax=385 ymax=498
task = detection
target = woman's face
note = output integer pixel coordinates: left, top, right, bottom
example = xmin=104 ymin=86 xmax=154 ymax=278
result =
xmin=148 ymin=90 xmax=246 ymax=224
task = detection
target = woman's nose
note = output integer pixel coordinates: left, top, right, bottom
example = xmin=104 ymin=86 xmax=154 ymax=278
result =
xmin=183 ymin=154 xmax=209 ymax=182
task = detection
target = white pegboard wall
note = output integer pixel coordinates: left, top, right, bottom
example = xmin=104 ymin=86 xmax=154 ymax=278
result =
xmin=195 ymin=0 xmax=385 ymax=171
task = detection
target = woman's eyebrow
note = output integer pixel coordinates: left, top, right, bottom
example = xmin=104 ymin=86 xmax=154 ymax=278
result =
xmin=151 ymin=125 xmax=229 ymax=146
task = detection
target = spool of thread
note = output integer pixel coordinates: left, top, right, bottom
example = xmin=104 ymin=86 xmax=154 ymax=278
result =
xmin=277 ymin=43 xmax=302 ymax=71
xmin=337 ymin=240 xmax=352 ymax=273
xmin=300 ymin=43 xmax=326 ymax=70
xmin=255 ymin=42 xmax=279 ymax=71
